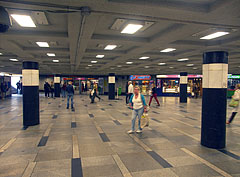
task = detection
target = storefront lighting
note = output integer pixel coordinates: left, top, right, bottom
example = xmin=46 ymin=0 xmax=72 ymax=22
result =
xmin=9 ymin=58 xmax=18 ymax=62
xmin=52 ymin=60 xmax=59 ymax=62
xmin=160 ymin=48 xmax=176 ymax=53
xmin=47 ymin=53 xmax=55 ymax=56
xmin=104 ymin=45 xmax=117 ymax=50
xmin=200 ymin=32 xmax=229 ymax=40
xmin=177 ymin=58 xmax=189 ymax=61
xmin=36 ymin=42 xmax=49 ymax=47
xmin=121 ymin=24 xmax=143 ymax=34
xmin=11 ymin=14 xmax=36 ymax=27
xmin=96 ymin=55 xmax=104 ymax=58
xmin=139 ymin=56 xmax=149 ymax=60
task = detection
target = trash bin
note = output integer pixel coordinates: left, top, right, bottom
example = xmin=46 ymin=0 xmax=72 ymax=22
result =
xmin=118 ymin=87 xmax=122 ymax=95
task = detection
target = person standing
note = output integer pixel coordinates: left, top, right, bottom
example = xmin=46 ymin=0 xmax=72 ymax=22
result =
xmin=192 ymin=84 xmax=199 ymax=99
xmin=1 ymin=82 xmax=6 ymax=100
xmin=126 ymin=81 xmax=133 ymax=104
xmin=50 ymin=81 xmax=54 ymax=98
xmin=16 ymin=81 xmax=20 ymax=94
xmin=61 ymin=82 xmax=67 ymax=98
xmin=128 ymin=86 xmax=147 ymax=134
xmin=227 ymin=84 xmax=240 ymax=124
xmin=66 ymin=81 xmax=74 ymax=110
xmin=149 ymin=85 xmax=160 ymax=106
xmin=44 ymin=81 xmax=50 ymax=98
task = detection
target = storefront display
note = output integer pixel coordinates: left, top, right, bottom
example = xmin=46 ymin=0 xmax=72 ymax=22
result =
xmin=129 ymin=75 xmax=153 ymax=95
xmin=227 ymin=74 xmax=240 ymax=97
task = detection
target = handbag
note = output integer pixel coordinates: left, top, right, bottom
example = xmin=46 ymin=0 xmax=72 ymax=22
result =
xmin=229 ymin=99 xmax=239 ymax=107
xmin=141 ymin=112 xmax=149 ymax=128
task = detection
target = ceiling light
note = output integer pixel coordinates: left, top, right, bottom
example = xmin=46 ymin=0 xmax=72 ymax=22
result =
xmin=139 ymin=56 xmax=149 ymax=60
xmin=52 ymin=60 xmax=59 ymax=62
xmin=110 ymin=67 xmax=115 ymax=69
xmin=121 ymin=24 xmax=143 ymax=34
xmin=9 ymin=58 xmax=18 ymax=62
xmin=126 ymin=62 xmax=133 ymax=64
xmin=96 ymin=55 xmax=104 ymax=58
xmin=160 ymin=48 xmax=176 ymax=53
xmin=186 ymin=64 xmax=194 ymax=67
xmin=0 ymin=53 xmax=2 ymax=55
xmin=104 ymin=45 xmax=117 ymax=50
xmin=193 ymin=67 xmax=198 ymax=70
xmin=36 ymin=42 xmax=49 ymax=47
xmin=169 ymin=67 xmax=174 ymax=69
xmin=177 ymin=58 xmax=189 ymax=62
xmin=91 ymin=61 xmax=98 ymax=63
xmin=117 ymin=65 xmax=122 ymax=67
xmin=144 ymin=66 xmax=150 ymax=68
xmin=200 ymin=32 xmax=229 ymax=40
xmin=86 ymin=67 xmax=90 ymax=69
xmin=47 ymin=53 xmax=55 ymax=56
xmin=158 ymin=63 xmax=166 ymax=65
xmin=88 ymin=65 xmax=92 ymax=67
xmin=11 ymin=14 xmax=36 ymax=27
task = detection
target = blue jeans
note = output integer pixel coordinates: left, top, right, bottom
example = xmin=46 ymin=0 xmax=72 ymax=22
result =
xmin=62 ymin=90 xmax=66 ymax=98
xmin=67 ymin=94 xmax=74 ymax=108
xmin=131 ymin=107 xmax=144 ymax=131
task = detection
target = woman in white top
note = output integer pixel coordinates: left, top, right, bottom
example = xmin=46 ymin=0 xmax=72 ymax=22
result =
xmin=227 ymin=84 xmax=240 ymax=124
xmin=128 ymin=86 xmax=147 ymax=134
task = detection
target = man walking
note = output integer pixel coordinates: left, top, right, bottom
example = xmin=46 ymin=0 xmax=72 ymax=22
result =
xmin=126 ymin=81 xmax=133 ymax=104
xmin=66 ymin=81 xmax=74 ymax=111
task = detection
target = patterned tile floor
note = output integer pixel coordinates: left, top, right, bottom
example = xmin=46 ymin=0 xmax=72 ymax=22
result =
xmin=0 ymin=94 xmax=239 ymax=177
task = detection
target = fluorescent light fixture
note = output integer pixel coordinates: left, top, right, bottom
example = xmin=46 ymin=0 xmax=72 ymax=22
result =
xmin=121 ymin=24 xmax=143 ymax=34
xmin=85 ymin=67 xmax=90 ymax=69
xmin=193 ymin=67 xmax=198 ymax=70
xmin=91 ymin=61 xmax=98 ymax=63
xmin=160 ymin=48 xmax=176 ymax=53
xmin=11 ymin=14 xmax=36 ymax=27
xmin=110 ymin=67 xmax=115 ymax=69
xmin=88 ymin=65 xmax=92 ymax=67
xmin=96 ymin=55 xmax=104 ymax=58
xmin=169 ymin=67 xmax=174 ymax=69
xmin=9 ymin=58 xmax=18 ymax=62
xmin=200 ymin=32 xmax=229 ymax=40
xmin=126 ymin=62 xmax=133 ymax=64
xmin=117 ymin=65 xmax=122 ymax=67
xmin=177 ymin=58 xmax=189 ymax=62
xmin=36 ymin=42 xmax=49 ymax=47
xmin=0 ymin=53 xmax=2 ymax=55
xmin=139 ymin=56 xmax=149 ymax=60
xmin=52 ymin=60 xmax=59 ymax=62
xmin=186 ymin=64 xmax=194 ymax=67
xmin=144 ymin=66 xmax=150 ymax=68
xmin=158 ymin=63 xmax=166 ymax=65
xmin=47 ymin=53 xmax=55 ymax=57
xmin=104 ymin=45 xmax=117 ymax=50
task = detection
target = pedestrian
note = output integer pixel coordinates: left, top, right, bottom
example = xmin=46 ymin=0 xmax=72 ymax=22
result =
xmin=44 ymin=81 xmax=50 ymax=98
xmin=227 ymin=84 xmax=240 ymax=124
xmin=149 ymin=85 xmax=160 ymax=106
xmin=50 ymin=81 xmax=54 ymax=98
xmin=16 ymin=81 xmax=20 ymax=94
xmin=89 ymin=88 xmax=95 ymax=103
xmin=61 ymin=82 xmax=67 ymax=98
xmin=66 ymin=81 xmax=74 ymax=110
xmin=128 ymin=86 xmax=147 ymax=134
xmin=126 ymin=81 xmax=133 ymax=104
xmin=1 ymin=82 xmax=7 ymax=100
xmin=192 ymin=84 xmax=199 ymax=99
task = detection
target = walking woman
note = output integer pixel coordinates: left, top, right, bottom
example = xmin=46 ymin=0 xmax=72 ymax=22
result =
xmin=128 ymin=86 xmax=147 ymax=134
xmin=227 ymin=84 xmax=240 ymax=124
xmin=149 ymin=85 xmax=160 ymax=106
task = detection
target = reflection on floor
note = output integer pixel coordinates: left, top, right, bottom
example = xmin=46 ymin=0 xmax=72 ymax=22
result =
xmin=0 ymin=95 xmax=239 ymax=177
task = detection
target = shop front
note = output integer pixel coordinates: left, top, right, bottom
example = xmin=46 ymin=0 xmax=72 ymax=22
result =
xmin=156 ymin=75 xmax=202 ymax=97
xmin=129 ymin=75 xmax=153 ymax=95
xmin=227 ymin=74 xmax=240 ymax=98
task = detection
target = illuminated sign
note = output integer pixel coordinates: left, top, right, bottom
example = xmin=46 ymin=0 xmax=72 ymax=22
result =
xmin=228 ymin=75 xmax=240 ymax=79
xmin=129 ymin=75 xmax=151 ymax=80
xmin=156 ymin=75 xmax=202 ymax=78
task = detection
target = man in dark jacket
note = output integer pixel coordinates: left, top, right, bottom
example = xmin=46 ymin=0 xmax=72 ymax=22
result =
xmin=66 ymin=81 xmax=74 ymax=110
xmin=44 ymin=82 xmax=50 ymax=97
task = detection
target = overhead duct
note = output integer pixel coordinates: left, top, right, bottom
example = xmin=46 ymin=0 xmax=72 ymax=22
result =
xmin=0 ymin=6 xmax=11 ymax=33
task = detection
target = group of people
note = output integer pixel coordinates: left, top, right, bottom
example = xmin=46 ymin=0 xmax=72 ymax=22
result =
xmin=44 ymin=81 xmax=55 ymax=98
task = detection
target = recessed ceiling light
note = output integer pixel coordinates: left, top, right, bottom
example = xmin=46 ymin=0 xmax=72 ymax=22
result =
xmin=47 ymin=53 xmax=55 ymax=57
xmin=88 ymin=65 xmax=92 ymax=67
xmin=96 ymin=55 xmax=104 ymax=58
xmin=177 ymin=58 xmax=189 ymax=62
xmin=121 ymin=24 xmax=143 ymax=34
xmin=36 ymin=42 xmax=49 ymax=47
xmin=9 ymin=58 xmax=18 ymax=62
xmin=110 ymin=67 xmax=115 ymax=69
xmin=200 ymin=32 xmax=229 ymax=40
xmin=158 ymin=63 xmax=166 ymax=65
xmin=186 ymin=64 xmax=194 ymax=67
xmin=144 ymin=66 xmax=150 ymax=68
xmin=0 ymin=53 xmax=2 ymax=55
xmin=193 ymin=67 xmax=198 ymax=70
xmin=169 ymin=67 xmax=174 ymax=69
xmin=53 ymin=60 xmax=59 ymax=62
xmin=160 ymin=48 xmax=176 ymax=53
xmin=11 ymin=14 xmax=36 ymax=27
xmin=126 ymin=62 xmax=133 ymax=64
xmin=91 ymin=61 xmax=98 ymax=63
xmin=117 ymin=65 xmax=122 ymax=67
xmin=104 ymin=45 xmax=117 ymax=50
xmin=139 ymin=56 xmax=150 ymax=60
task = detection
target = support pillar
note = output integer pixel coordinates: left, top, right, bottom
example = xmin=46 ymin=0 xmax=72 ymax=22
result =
xmin=180 ymin=72 xmax=188 ymax=103
xmin=201 ymin=51 xmax=228 ymax=149
xmin=108 ymin=73 xmax=115 ymax=100
xmin=22 ymin=61 xmax=39 ymax=127
xmin=54 ymin=75 xmax=61 ymax=97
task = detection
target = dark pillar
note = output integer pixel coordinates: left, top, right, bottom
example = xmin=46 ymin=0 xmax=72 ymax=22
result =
xmin=201 ymin=51 xmax=228 ymax=149
xmin=108 ymin=73 xmax=115 ymax=100
xmin=180 ymin=72 xmax=188 ymax=103
xmin=54 ymin=75 xmax=61 ymax=97
xmin=22 ymin=61 xmax=39 ymax=127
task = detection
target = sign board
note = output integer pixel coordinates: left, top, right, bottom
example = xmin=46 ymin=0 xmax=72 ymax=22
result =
xmin=228 ymin=75 xmax=240 ymax=79
xmin=129 ymin=75 xmax=151 ymax=80
xmin=156 ymin=75 xmax=202 ymax=78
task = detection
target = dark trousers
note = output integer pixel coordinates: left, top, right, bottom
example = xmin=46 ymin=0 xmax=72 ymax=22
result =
xmin=51 ymin=89 xmax=54 ymax=98
xmin=228 ymin=112 xmax=237 ymax=123
xmin=126 ymin=93 xmax=133 ymax=104
xmin=45 ymin=90 xmax=49 ymax=97
xmin=95 ymin=94 xmax=101 ymax=100
xmin=90 ymin=95 xmax=95 ymax=103
xmin=149 ymin=93 xmax=160 ymax=106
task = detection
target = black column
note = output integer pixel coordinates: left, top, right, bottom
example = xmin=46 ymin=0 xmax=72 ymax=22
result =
xmin=201 ymin=51 xmax=228 ymax=149
xmin=54 ymin=75 xmax=61 ymax=97
xmin=108 ymin=73 xmax=115 ymax=100
xmin=180 ymin=72 xmax=188 ymax=103
xmin=22 ymin=61 xmax=39 ymax=127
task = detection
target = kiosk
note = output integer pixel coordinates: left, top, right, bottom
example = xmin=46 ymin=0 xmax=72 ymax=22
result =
xmin=129 ymin=75 xmax=153 ymax=95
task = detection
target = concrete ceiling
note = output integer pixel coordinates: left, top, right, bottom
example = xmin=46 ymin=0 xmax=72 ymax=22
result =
xmin=0 ymin=0 xmax=240 ymax=75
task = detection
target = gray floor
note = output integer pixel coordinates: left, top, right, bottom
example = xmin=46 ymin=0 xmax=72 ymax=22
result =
xmin=0 ymin=94 xmax=239 ymax=177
